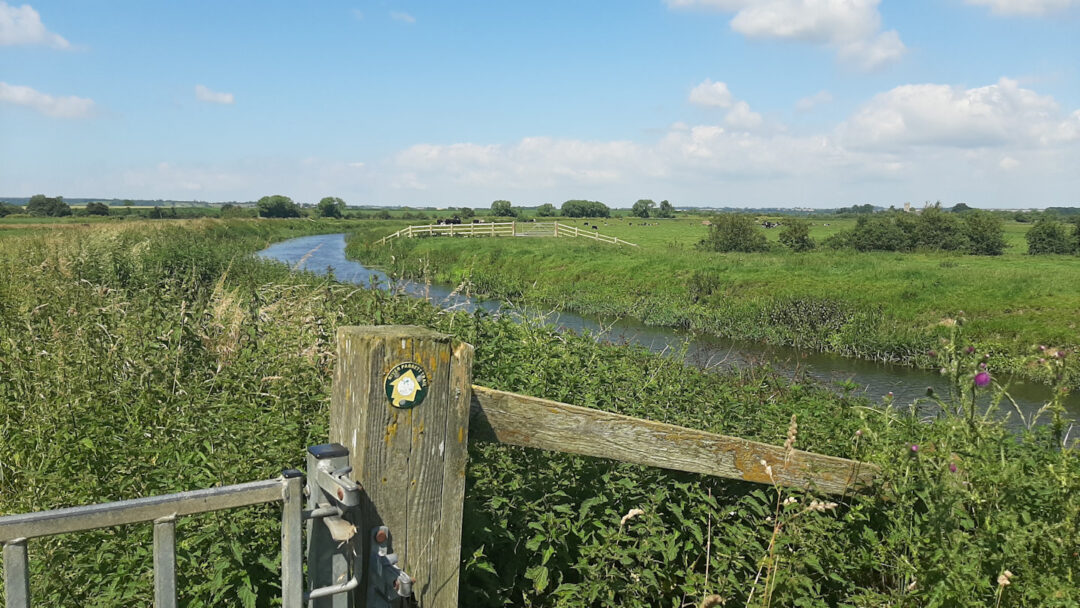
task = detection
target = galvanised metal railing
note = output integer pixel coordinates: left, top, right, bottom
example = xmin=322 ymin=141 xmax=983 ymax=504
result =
xmin=0 ymin=476 xmax=305 ymax=608
xmin=0 ymin=444 xmax=384 ymax=608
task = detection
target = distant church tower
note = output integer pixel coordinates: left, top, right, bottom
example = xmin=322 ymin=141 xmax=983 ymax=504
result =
xmin=903 ymin=202 xmax=911 ymax=213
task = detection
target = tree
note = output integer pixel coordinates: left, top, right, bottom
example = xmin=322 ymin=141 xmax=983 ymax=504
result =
xmin=699 ymin=214 xmax=768 ymax=253
xmin=1071 ymin=217 xmax=1080 ymax=254
xmin=962 ymin=211 xmax=1006 ymax=255
xmin=656 ymin=200 xmax=675 ymax=218
xmin=560 ymin=200 xmax=610 ymax=218
xmin=256 ymin=195 xmax=300 ymax=218
xmin=458 ymin=207 xmax=475 ymax=219
xmin=85 ymin=202 xmax=110 ymax=216
xmin=374 ymin=209 xmax=392 ymax=220
xmin=631 ymin=199 xmax=655 ymax=218
xmin=778 ymin=218 xmax=815 ymax=252
xmin=123 ymin=200 xmax=134 ymax=207
xmin=536 ymin=203 xmax=556 ymax=217
xmin=950 ymin=202 xmax=974 ymax=213
xmin=1026 ymin=219 xmax=1072 ymax=254
xmin=491 ymin=200 xmax=514 ymax=217
xmin=26 ymin=194 xmax=71 ymax=217
xmin=317 ymin=196 xmax=346 ymax=218
xmin=914 ymin=205 xmax=968 ymax=251
xmin=0 ymin=202 xmax=20 ymax=217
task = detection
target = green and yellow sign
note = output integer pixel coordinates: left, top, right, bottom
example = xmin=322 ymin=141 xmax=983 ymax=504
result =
xmin=384 ymin=362 xmax=430 ymax=409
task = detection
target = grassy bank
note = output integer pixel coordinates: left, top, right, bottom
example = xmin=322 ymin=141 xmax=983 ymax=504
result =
xmin=347 ymin=218 xmax=1079 ymax=386
xmin=1 ymin=220 xmax=1077 ymax=606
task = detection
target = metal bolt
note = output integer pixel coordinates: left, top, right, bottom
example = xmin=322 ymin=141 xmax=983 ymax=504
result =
xmin=375 ymin=529 xmax=388 ymax=543
xmin=337 ymin=488 xmax=344 ymax=500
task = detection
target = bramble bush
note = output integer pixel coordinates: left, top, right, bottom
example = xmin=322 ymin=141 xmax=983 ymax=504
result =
xmin=0 ymin=221 xmax=1076 ymax=607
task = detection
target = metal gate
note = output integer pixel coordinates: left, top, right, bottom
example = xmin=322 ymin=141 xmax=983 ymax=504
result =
xmin=0 ymin=444 xmax=410 ymax=608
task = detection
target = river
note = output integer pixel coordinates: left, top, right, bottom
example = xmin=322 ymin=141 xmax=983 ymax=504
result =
xmin=258 ymin=233 xmax=1078 ymax=431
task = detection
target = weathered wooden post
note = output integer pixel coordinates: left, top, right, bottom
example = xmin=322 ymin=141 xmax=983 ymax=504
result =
xmin=331 ymin=326 xmax=474 ymax=607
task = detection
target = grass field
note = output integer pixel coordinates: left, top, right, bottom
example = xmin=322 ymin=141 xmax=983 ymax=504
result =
xmin=1 ymin=218 xmax=1076 ymax=606
xmin=349 ymin=216 xmax=1079 ymax=386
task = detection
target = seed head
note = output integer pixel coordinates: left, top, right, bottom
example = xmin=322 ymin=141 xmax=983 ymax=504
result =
xmin=997 ymin=570 xmax=1014 ymax=587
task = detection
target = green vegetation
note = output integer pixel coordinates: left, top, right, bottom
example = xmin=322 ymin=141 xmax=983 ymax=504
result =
xmin=351 ymin=217 xmax=1079 ymax=386
xmin=491 ymin=200 xmax=515 ymax=217
xmin=822 ymin=206 xmax=1007 ymax=255
xmin=700 ymin=214 xmax=770 ymax=252
xmin=561 ymin=199 xmax=611 ymax=218
xmin=257 ymin=195 xmax=301 ymax=218
xmin=26 ymin=194 xmax=72 ymax=217
xmin=316 ymin=197 xmax=346 ymax=219
xmin=1026 ymin=219 xmax=1077 ymax=255
xmin=0 ymin=220 xmax=1076 ymax=606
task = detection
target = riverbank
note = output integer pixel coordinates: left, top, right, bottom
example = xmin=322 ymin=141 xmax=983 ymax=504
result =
xmin=345 ymin=220 xmax=1079 ymax=388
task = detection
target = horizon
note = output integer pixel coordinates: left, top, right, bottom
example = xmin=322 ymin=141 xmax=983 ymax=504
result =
xmin=2 ymin=1 xmax=1079 ymax=207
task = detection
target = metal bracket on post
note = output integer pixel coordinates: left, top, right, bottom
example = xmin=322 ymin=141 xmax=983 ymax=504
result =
xmin=367 ymin=526 xmax=414 ymax=607
xmin=305 ymin=443 xmax=362 ymax=606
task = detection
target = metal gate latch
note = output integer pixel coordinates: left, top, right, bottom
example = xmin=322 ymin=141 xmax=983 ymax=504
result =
xmin=305 ymin=444 xmax=362 ymax=603
xmin=368 ymin=525 xmax=414 ymax=606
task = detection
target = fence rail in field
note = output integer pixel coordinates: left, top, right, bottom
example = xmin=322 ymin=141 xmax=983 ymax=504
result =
xmin=1 ymin=325 xmax=877 ymax=608
xmin=375 ymin=221 xmax=638 ymax=247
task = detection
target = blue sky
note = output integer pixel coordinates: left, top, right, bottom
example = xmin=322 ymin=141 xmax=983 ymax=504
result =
xmin=1 ymin=0 xmax=1078 ymax=207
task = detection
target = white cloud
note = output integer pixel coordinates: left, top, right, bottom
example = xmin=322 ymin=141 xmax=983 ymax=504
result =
xmin=390 ymin=11 xmax=415 ymax=23
xmin=0 ymin=81 xmax=93 ymax=118
xmin=842 ymin=78 xmax=1078 ymax=150
xmin=667 ymin=0 xmax=905 ymax=70
xmin=724 ymin=101 xmax=764 ymax=129
xmin=999 ymin=156 xmax=1020 ymax=169
xmin=195 ymin=84 xmax=234 ymax=105
xmin=689 ymin=79 xmax=734 ymax=108
xmin=964 ymin=0 xmax=1079 ymax=16
xmin=795 ymin=90 xmax=833 ymax=111
xmin=0 ymin=1 xmax=69 ymax=48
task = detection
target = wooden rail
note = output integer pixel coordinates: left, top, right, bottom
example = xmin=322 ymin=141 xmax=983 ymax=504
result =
xmin=376 ymin=221 xmax=637 ymax=247
xmin=330 ymin=325 xmax=878 ymax=606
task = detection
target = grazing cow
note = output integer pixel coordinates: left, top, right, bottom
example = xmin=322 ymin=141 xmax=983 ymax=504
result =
xmin=592 ymin=225 xmax=598 ymax=230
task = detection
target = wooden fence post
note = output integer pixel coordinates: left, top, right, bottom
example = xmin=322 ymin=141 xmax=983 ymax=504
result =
xmin=331 ymin=326 xmax=474 ymax=607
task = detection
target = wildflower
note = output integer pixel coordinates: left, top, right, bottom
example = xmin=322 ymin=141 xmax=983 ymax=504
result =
xmin=940 ymin=367 xmax=948 ymax=375
xmin=1039 ymin=345 xmax=1047 ymax=352
xmin=997 ymin=570 xmax=1014 ymax=587
xmin=906 ymin=578 xmax=917 ymax=592
xmin=1039 ymin=358 xmax=1046 ymax=364
xmin=1056 ymin=350 xmax=1067 ymax=359
xmin=701 ymin=595 xmax=725 ymax=608
xmin=620 ymin=508 xmax=645 ymax=527
xmin=910 ymin=444 xmax=919 ymax=453
xmin=979 ymin=362 xmax=987 ymax=370
xmin=887 ymin=391 xmax=893 ymax=397
xmin=974 ymin=372 xmax=991 ymax=388
xmin=782 ymin=496 xmax=798 ymax=505
xmin=928 ymin=350 xmax=938 ymax=358
xmin=855 ymin=430 xmax=863 ymax=437
xmin=966 ymin=346 xmax=975 ymax=354
xmin=949 ymin=463 xmax=958 ymax=473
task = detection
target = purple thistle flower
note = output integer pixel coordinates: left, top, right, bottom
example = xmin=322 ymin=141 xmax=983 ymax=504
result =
xmin=949 ymin=463 xmax=958 ymax=473
xmin=966 ymin=346 xmax=975 ymax=354
xmin=974 ymin=371 xmax=991 ymax=388
xmin=928 ymin=350 xmax=937 ymax=358
xmin=1039 ymin=345 xmax=1047 ymax=352
xmin=979 ymin=362 xmax=987 ymax=370
xmin=910 ymin=444 xmax=919 ymax=453
xmin=1057 ymin=350 xmax=1068 ymax=359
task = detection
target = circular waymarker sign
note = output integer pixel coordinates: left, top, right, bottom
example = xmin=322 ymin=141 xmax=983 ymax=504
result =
xmin=384 ymin=362 xmax=430 ymax=409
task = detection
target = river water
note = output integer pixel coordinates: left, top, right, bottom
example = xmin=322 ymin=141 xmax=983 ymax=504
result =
xmin=258 ymin=233 xmax=1078 ymax=429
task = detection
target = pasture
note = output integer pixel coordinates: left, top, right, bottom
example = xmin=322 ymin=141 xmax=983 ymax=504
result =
xmin=351 ymin=216 xmax=1078 ymax=386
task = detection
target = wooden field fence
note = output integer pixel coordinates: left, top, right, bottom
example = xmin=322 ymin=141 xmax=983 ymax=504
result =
xmin=1 ymin=325 xmax=878 ymax=607
xmin=376 ymin=221 xmax=638 ymax=247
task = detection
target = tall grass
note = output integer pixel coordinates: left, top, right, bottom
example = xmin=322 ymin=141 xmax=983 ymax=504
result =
xmin=0 ymin=220 xmax=1076 ymax=606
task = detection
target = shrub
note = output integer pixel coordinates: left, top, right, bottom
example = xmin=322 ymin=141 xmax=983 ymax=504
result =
xmin=1026 ymin=219 xmax=1072 ymax=254
xmin=535 ymin=203 xmax=557 ymax=217
xmin=631 ymin=199 xmax=655 ymax=218
xmin=491 ymin=200 xmax=515 ymax=217
xmin=317 ymin=197 xmax=346 ymax=218
xmin=656 ymin=200 xmax=675 ymax=218
xmin=560 ymin=199 xmax=610 ymax=218
xmin=698 ymin=214 xmax=768 ymax=253
xmin=778 ymin=218 xmax=815 ymax=252
xmin=85 ymin=202 xmax=110 ymax=216
xmin=913 ymin=205 xmax=968 ymax=251
xmin=256 ymin=195 xmax=301 ymax=218
xmin=963 ymin=211 xmax=1007 ymax=255
xmin=26 ymin=194 xmax=71 ymax=217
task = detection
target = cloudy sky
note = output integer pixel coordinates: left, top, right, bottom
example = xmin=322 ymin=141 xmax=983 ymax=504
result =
xmin=1 ymin=0 xmax=1078 ymax=207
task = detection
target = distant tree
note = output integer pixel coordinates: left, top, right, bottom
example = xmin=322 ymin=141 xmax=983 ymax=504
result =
xmin=1026 ymin=219 xmax=1073 ymax=254
xmin=656 ymin=200 xmax=675 ymax=218
xmin=699 ymin=214 xmax=768 ymax=253
xmin=123 ymin=200 xmax=134 ymax=207
xmin=778 ymin=218 xmax=815 ymax=252
xmin=950 ymin=202 xmax=974 ymax=213
xmin=85 ymin=202 xmax=110 ymax=216
xmin=535 ymin=203 xmax=557 ymax=217
xmin=914 ymin=205 xmax=968 ymax=251
xmin=0 ymin=202 xmax=20 ymax=217
xmin=560 ymin=199 xmax=610 ymax=218
xmin=1071 ymin=217 xmax=1080 ymax=254
xmin=256 ymin=195 xmax=300 ymax=218
xmin=962 ymin=211 xmax=1007 ymax=255
xmin=631 ymin=199 xmax=655 ymax=218
xmin=26 ymin=194 xmax=71 ymax=217
xmin=374 ymin=209 xmax=392 ymax=220
xmin=1013 ymin=211 xmax=1035 ymax=223
xmin=317 ymin=196 xmax=347 ymax=218
xmin=458 ymin=207 xmax=475 ymax=219
xmin=491 ymin=200 xmax=515 ymax=217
